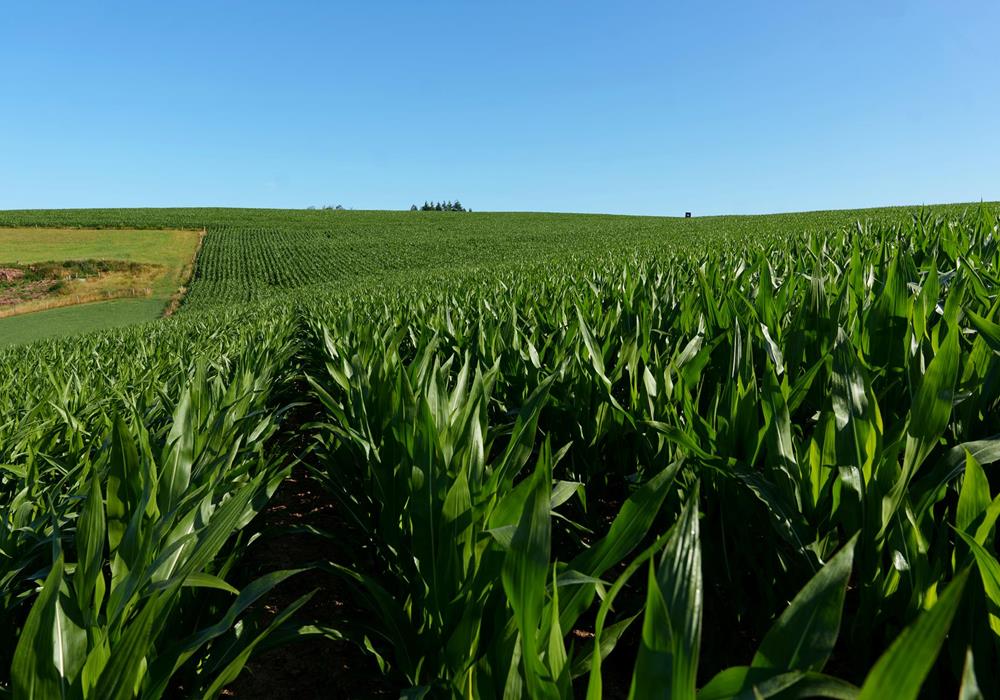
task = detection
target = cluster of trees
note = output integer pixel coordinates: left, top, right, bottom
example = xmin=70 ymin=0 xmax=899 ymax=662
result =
xmin=305 ymin=202 xmax=471 ymax=212
xmin=411 ymin=201 xmax=469 ymax=212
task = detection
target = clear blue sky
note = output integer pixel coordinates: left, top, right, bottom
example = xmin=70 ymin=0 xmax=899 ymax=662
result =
xmin=2 ymin=1 xmax=997 ymax=215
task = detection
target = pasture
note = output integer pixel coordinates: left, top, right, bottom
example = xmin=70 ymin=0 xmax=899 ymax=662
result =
xmin=0 ymin=227 xmax=200 ymax=345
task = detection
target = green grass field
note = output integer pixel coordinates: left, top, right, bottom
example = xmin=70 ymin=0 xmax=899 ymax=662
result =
xmin=0 ymin=203 xmax=998 ymax=698
xmin=0 ymin=227 xmax=199 ymax=345
xmin=0 ymin=298 xmax=167 ymax=346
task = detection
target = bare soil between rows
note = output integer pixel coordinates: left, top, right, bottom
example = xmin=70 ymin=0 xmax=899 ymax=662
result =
xmin=223 ymin=471 xmax=394 ymax=699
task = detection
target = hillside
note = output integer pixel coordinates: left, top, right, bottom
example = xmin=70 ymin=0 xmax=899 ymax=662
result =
xmin=0 ymin=203 xmax=984 ymax=317
xmin=1 ymin=203 xmax=998 ymax=698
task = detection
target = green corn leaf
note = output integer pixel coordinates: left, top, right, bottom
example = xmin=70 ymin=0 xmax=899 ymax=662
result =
xmin=629 ymin=483 xmax=701 ymax=700
xmin=913 ymin=436 xmax=1000 ymax=519
xmin=79 ymin=636 xmax=111 ymax=700
xmin=698 ymin=666 xmax=860 ymax=700
xmin=502 ymin=637 xmax=524 ymax=700
xmin=181 ymin=572 xmax=240 ymax=595
xmin=760 ymin=323 xmax=785 ymax=375
xmin=501 ymin=445 xmax=555 ymax=699
xmin=752 ymin=535 xmax=857 ymax=673
xmin=956 ymin=450 xmax=991 ymax=533
xmin=883 ymin=322 xmax=961 ymax=533
xmin=145 ymin=569 xmax=309 ymax=699
xmin=904 ymin=320 xmax=961 ymax=465
xmin=177 ymin=478 xmax=261 ymax=578
xmin=575 ymin=305 xmax=609 ymax=385
xmin=492 ymin=374 xmax=555 ymax=488
xmin=829 ymin=328 xmax=880 ymax=489
xmin=585 ymin=532 xmax=673 ymax=696
xmin=761 ymin=367 xmax=801 ymax=510
xmin=575 ymin=462 xmax=680 ymax=578
xmin=573 ymin=612 xmax=639 ymax=681
xmin=974 ymin=493 xmax=1000 ymax=546
xmin=11 ymin=554 xmax=65 ymax=700
xmin=830 ymin=329 xmax=869 ymax=434
xmin=550 ymin=479 xmax=585 ymax=510
xmin=562 ymin=460 xmax=681 ymax=630
xmin=201 ymin=591 xmax=317 ymax=699
xmin=76 ymin=474 xmax=106 ymax=617
xmin=159 ymin=387 xmax=196 ymax=516
xmin=106 ymin=414 xmax=141 ymax=554
xmin=857 ymin=568 xmax=970 ymax=700
xmin=954 ymin=530 xmax=1000 ymax=635
xmin=53 ymin=588 xmax=88 ymax=693
xmin=787 ymin=354 xmax=827 ymax=414
xmin=0 ymin=463 xmax=27 ymax=479
xmin=959 ymin=647 xmax=983 ymax=700
xmin=966 ymin=308 xmax=1000 ymax=353
xmin=546 ymin=567 xmax=571 ymax=696
xmin=92 ymin=592 xmax=170 ymax=700
xmin=645 ymin=421 xmax=717 ymax=462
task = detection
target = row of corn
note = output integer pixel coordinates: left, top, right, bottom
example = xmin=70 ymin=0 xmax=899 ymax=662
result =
xmin=2 ymin=206 xmax=998 ymax=697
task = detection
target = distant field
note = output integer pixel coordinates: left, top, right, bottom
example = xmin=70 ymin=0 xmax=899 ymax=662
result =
xmin=0 ymin=204 xmax=989 ymax=343
xmin=1 ymin=202 xmax=997 ymax=697
xmin=0 ymin=204 xmax=986 ymax=313
xmin=1 ymin=203 xmax=997 ymax=697
xmin=0 ymin=227 xmax=200 ymax=345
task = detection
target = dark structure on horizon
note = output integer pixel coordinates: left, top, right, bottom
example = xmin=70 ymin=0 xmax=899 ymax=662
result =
xmin=413 ymin=201 xmax=468 ymax=212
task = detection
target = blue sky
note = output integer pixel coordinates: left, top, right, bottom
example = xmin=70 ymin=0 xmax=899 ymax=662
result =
xmin=1 ymin=1 xmax=997 ymax=215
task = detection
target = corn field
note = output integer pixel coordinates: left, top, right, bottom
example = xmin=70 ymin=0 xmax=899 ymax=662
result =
xmin=1 ymin=205 xmax=999 ymax=698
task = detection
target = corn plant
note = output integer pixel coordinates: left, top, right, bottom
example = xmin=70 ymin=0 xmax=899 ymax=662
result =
xmin=2 ymin=203 xmax=998 ymax=697
xmin=1 ymin=318 xmax=310 ymax=698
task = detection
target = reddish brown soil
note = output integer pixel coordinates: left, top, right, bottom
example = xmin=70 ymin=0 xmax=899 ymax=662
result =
xmin=0 ymin=279 xmax=51 ymax=307
xmin=224 ymin=471 xmax=395 ymax=699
